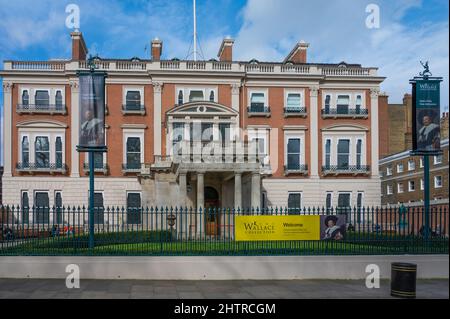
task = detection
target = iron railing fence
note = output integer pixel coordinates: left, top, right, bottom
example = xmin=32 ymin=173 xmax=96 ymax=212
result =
xmin=0 ymin=205 xmax=448 ymax=256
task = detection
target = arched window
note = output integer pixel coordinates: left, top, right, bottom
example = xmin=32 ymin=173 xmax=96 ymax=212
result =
xmin=55 ymin=137 xmax=63 ymax=169
xmin=178 ymin=90 xmax=184 ymax=105
xmin=22 ymin=90 xmax=29 ymax=106
xmin=21 ymin=136 xmax=29 ymax=167
xmin=209 ymin=90 xmax=215 ymax=102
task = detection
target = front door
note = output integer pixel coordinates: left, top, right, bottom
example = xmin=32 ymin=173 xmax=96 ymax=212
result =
xmin=204 ymin=187 xmax=220 ymax=236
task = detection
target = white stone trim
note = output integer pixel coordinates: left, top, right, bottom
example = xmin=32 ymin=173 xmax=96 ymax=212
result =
xmin=284 ymin=88 xmax=306 ymax=108
xmin=122 ymin=86 xmax=144 ymax=106
xmin=247 ymin=88 xmax=269 ymax=107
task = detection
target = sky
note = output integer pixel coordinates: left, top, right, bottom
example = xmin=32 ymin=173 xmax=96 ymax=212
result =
xmin=0 ymin=0 xmax=449 ymax=164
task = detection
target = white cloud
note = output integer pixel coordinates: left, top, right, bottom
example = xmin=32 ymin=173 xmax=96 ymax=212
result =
xmin=233 ymin=0 xmax=449 ymax=109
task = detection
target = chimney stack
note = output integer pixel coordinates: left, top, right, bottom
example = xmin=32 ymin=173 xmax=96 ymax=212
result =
xmin=284 ymin=40 xmax=309 ymax=64
xmin=151 ymin=38 xmax=163 ymax=61
xmin=218 ymin=36 xmax=234 ymax=62
xmin=71 ymin=31 xmax=88 ymax=61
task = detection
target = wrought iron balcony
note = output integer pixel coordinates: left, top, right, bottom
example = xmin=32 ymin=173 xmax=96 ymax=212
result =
xmin=284 ymin=164 xmax=308 ymax=175
xmin=321 ymin=107 xmax=369 ymax=119
xmin=122 ymin=163 xmax=142 ymax=173
xmin=284 ymin=107 xmax=307 ymax=117
xmin=16 ymin=163 xmax=67 ymax=174
xmin=122 ymin=104 xmax=146 ymax=115
xmin=16 ymin=104 xmax=67 ymax=114
xmin=247 ymin=105 xmax=271 ymax=117
xmin=322 ymin=165 xmax=370 ymax=175
xmin=83 ymin=163 xmax=109 ymax=175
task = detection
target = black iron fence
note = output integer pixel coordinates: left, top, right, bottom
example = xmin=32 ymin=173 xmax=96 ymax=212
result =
xmin=0 ymin=205 xmax=448 ymax=256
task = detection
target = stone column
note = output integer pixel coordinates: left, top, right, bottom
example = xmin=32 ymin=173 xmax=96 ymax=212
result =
xmin=234 ymin=172 xmax=242 ymax=210
xmin=251 ymin=172 xmax=261 ymax=210
xmin=178 ymin=173 xmax=187 ymax=239
xmin=196 ymin=172 xmax=205 ymax=235
xmin=153 ymin=82 xmax=163 ymax=156
xmin=370 ymin=88 xmax=380 ymax=177
xmin=309 ymin=86 xmax=319 ymax=178
xmin=70 ymin=80 xmax=80 ymax=177
xmin=2 ymin=82 xmax=13 ymax=177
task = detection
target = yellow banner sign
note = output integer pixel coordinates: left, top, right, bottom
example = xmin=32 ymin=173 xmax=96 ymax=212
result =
xmin=235 ymin=215 xmax=321 ymax=241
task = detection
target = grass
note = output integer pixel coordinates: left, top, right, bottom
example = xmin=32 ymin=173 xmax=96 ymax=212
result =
xmin=1 ymin=230 xmax=448 ymax=256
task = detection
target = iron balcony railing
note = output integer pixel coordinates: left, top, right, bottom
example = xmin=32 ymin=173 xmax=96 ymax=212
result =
xmin=247 ymin=105 xmax=271 ymax=116
xmin=322 ymin=165 xmax=370 ymax=175
xmin=0 ymin=204 xmax=448 ymax=256
xmin=321 ymin=107 xmax=369 ymax=118
xmin=122 ymin=104 xmax=146 ymax=115
xmin=16 ymin=104 xmax=67 ymax=114
xmin=82 ymin=163 xmax=109 ymax=174
xmin=284 ymin=107 xmax=307 ymax=117
xmin=16 ymin=163 xmax=67 ymax=173
xmin=284 ymin=164 xmax=308 ymax=175
xmin=122 ymin=163 xmax=142 ymax=173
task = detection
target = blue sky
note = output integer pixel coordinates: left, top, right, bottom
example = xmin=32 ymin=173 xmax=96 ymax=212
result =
xmin=0 ymin=0 xmax=449 ymax=163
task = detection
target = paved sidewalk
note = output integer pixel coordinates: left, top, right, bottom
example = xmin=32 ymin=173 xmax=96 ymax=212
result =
xmin=0 ymin=279 xmax=448 ymax=299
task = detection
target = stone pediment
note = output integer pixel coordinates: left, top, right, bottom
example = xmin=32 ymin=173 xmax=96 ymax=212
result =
xmin=166 ymin=101 xmax=238 ymax=117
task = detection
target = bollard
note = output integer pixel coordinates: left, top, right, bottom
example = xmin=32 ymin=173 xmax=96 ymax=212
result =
xmin=391 ymin=263 xmax=417 ymax=298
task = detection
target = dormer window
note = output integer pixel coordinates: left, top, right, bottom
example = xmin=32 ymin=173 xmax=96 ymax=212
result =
xmin=22 ymin=90 xmax=29 ymax=106
xmin=189 ymin=90 xmax=204 ymax=102
xmin=249 ymin=59 xmax=259 ymax=65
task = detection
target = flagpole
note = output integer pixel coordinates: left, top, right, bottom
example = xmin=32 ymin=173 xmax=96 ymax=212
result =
xmin=193 ymin=0 xmax=197 ymax=61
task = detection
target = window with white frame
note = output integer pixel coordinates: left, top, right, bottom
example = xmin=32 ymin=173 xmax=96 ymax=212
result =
xmin=356 ymin=139 xmax=362 ymax=168
xmin=250 ymin=92 xmax=265 ymax=107
xmin=324 ymin=95 xmax=331 ymax=112
xmin=325 ymin=139 xmax=331 ymax=167
xmin=35 ymin=90 xmax=50 ymax=106
xmin=55 ymin=90 xmax=63 ymax=109
xmin=397 ymin=183 xmax=404 ymax=193
xmin=287 ymin=138 xmax=301 ymax=169
xmin=19 ymin=128 xmax=65 ymax=170
xmin=336 ymin=95 xmax=350 ymax=114
xmin=177 ymin=90 xmax=184 ymax=105
xmin=127 ymin=192 xmax=142 ymax=225
xmin=337 ymin=193 xmax=351 ymax=213
xmin=55 ymin=191 xmax=63 ymax=224
xmin=123 ymin=130 xmax=144 ymax=170
xmin=21 ymin=136 xmax=29 ymax=167
xmin=123 ymin=87 xmax=144 ymax=110
xmin=326 ymin=192 xmax=333 ymax=211
xmin=285 ymin=91 xmax=303 ymax=110
xmin=22 ymin=90 xmax=29 ymax=106
xmin=420 ymin=179 xmax=424 ymax=190
xmin=397 ymin=163 xmax=404 ymax=173
xmin=172 ymin=123 xmax=185 ymax=156
xmin=34 ymin=191 xmax=50 ymax=224
xmin=434 ymin=176 xmax=442 ymax=188
xmin=434 ymin=154 xmax=443 ymax=165
xmin=21 ymin=191 xmax=30 ymax=224
xmin=387 ymin=185 xmax=393 ymax=195
xmin=35 ymin=136 xmax=50 ymax=168
xmin=126 ymin=137 xmax=141 ymax=169
xmin=419 ymin=158 xmax=424 ymax=168
xmin=408 ymin=180 xmax=415 ymax=192
xmin=355 ymin=95 xmax=362 ymax=112
xmin=386 ymin=166 xmax=393 ymax=176
xmin=189 ymin=90 xmax=204 ymax=102
xmin=55 ymin=137 xmax=63 ymax=169
xmin=408 ymin=160 xmax=415 ymax=171
xmin=288 ymin=192 xmax=302 ymax=213
xmin=337 ymin=139 xmax=350 ymax=169
xmin=209 ymin=90 xmax=215 ymax=102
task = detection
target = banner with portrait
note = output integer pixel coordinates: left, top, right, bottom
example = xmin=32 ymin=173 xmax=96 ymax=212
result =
xmin=234 ymin=214 xmax=347 ymax=241
xmin=412 ymin=79 xmax=441 ymax=153
xmin=78 ymin=73 xmax=106 ymax=148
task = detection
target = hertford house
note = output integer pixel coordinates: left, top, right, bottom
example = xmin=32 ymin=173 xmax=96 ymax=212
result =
xmin=1 ymin=31 xmax=385 ymax=214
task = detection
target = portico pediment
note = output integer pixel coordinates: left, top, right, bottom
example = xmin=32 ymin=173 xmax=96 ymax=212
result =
xmin=166 ymin=101 xmax=238 ymax=118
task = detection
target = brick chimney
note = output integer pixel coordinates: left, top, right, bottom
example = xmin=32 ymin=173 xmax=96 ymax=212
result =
xmin=71 ymin=31 xmax=88 ymax=61
xmin=284 ymin=40 xmax=309 ymax=64
xmin=151 ymin=38 xmax=163 ymax=61
xmin=217 ymin=36 xmax=234 ymax=62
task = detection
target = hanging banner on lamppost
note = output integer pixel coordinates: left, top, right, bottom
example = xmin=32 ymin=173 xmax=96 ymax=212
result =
xmin=78 ymin=72 xmax=106 ymax=148
xmin=411 ymin=63 xmax=442 ymax=153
